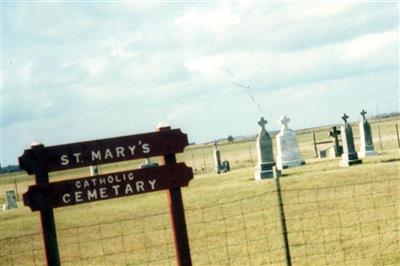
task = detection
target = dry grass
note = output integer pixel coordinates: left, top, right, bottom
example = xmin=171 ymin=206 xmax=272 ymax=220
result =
xmin=0 ymin=117 xmax=399 ymax=265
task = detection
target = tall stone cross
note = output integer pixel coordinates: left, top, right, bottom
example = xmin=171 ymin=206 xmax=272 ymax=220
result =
xmin=340 ymin=113 xmax=362 ymax=166
xmin=280 ymin=115 xmax=290 ymax=130
xmin=360 ymin=109 xmax=367 ymax=120
xmin=329 ymin=126 xmax=340 ymax=138
xmin=329 ymin=126 xmax=342 ymax=157
xmin=258 ymin=117 xmax=267 ymax=131
xmin=255 ymin=116 xmax=277 ymax=180
xmin=342 ymin=113 xmax=349 ymax=124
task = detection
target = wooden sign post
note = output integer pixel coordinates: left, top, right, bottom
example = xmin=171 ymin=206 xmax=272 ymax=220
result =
xmin=19 ymin=128 xmax=193 ymax=266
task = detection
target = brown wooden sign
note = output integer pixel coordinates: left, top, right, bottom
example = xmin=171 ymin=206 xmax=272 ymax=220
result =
xmin=19 ymin=127 xmax=193 ymax=266
xmin=18 ymin=128 xmax=189 ymax=174
xmin=23 ymin=163 xmax=193 ymax=211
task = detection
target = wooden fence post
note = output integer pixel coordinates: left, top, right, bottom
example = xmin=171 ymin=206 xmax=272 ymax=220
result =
xmin=32 ymin=143 xmax=61 ymax=266
xmin=14 ymin=179 xmax=19 ymax=201
xmin=158 ymin=126 xmax=192 ymax=266
xmin=312 ymin=132 xmax=318 ymax=158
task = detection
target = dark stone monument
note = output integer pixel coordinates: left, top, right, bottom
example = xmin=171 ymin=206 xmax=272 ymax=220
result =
xmin=213 ymin=142 xmax=222 ymax=172
xmin=140 ymin=158 xmax=159 ymax=169
xmin=358 ymin=109 xmax=377 ymax=157
xmin=340 ymin=113 xmax=362 ymax=167
xmin=255 ymin=117 xmax=280 ymax=180
xmin=329 ymin=126 xmax=343 ymax=157
xmin=213 ymin=142 xmax=230 ymax=174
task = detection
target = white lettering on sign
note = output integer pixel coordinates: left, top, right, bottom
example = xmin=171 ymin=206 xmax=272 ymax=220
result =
xmin=73 ymin=153 xmax=82 ymax=163
xmin=112 ymin=185 xmax=120 ymax=196
xmin=61 ymin=155 xmax=69 ymax=166
xmin=87 ymin=190 xmax=97 ymax=200
xmin=75 ymin=191 xmax=83 ymax=202
xmin=104 ymin=149 xmax=113 ymax=159
xmin=60 ymin=171 xmax=157 ymax=205
xmin=115 ymin=147 xmax=125 ymax=158
xmin=92 ymin=151 xmax=101 ymax=161
xmin=148 ymin=179 xmax=156 ymax=190
xmin=128 ymin=145 xmax=136 ymax=155
xmin=62 ymin=194 xmax=71 ymax=203
xmin=59 ymin=141 xmax=151 ymax=166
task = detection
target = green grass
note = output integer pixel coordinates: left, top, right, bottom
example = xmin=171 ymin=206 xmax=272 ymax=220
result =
xmin=0 ymin=117 xmax=399 ymax=265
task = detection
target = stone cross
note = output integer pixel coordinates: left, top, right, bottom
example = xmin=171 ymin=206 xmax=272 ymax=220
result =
xmin=360 ymin=109 xmax=367 ymax=120
xmin=329 ymin=126 xmax=340 ymax=138
xmin=280 ymin=115 xmax=290 ymax=130
xmin=342 ymin=113 xmax=349 ymax=124
xmin=258 ymin=117 xmax=267 ymax=131
xmin=329 ymin=126 xmax=342 ymax=157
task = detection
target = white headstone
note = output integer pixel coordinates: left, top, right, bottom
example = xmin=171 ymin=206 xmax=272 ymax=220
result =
xmin=5 ymin=190 xmax=17 ymax=209
xmin=275 ymin=115 xmax=305 ymax=170
xmin=90 ymin=165 xmax=100 ymax=176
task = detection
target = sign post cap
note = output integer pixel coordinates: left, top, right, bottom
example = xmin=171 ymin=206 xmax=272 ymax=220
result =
xmin=156 ymin=122 xmax=171 ymax=130
xmin=31 ymin=140 xmax=44 ymax=148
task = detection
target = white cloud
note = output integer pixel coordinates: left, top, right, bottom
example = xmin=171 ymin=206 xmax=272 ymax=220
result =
xmin=20 ymin=62 xmax=33 ymax=81
xmin=341 ymin=30 xmax=398 ymax=62
xmin=77 ymin=57 xmax=108 ymax=76
xmin=184 ymin=55 xmax=228 ymax=81
xmin=289 ymin=2 xmax=356 ymax=20
xmin=174 ymin=6 xmax=240 ymax=35
xmin=100 ymin=36 xmax=141 ymax=59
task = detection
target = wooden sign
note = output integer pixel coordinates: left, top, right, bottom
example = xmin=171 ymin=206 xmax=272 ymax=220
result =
xmin=23 ymin=163 xmax=193 ymax=211
xmin=18 ymin=128 xmax=188 ymax=174
xmin=19 ymin=127 xmax=193 ymax=266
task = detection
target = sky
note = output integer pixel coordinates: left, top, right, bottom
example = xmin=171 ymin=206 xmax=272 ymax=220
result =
xmin=1 ymin=1 xmax=399 ymax=166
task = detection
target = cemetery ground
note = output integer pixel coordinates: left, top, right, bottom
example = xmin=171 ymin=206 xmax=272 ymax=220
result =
xmin=0 ymin=117 xmax=399 ymax=265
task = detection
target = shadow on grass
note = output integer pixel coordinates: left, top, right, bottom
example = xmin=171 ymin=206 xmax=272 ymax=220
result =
xmin=381 ymin=158 xmax=400 ymax=163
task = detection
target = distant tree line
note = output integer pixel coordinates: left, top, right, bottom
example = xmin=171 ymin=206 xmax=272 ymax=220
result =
xmin=371 ymin=112 xmax=400 ymax=119
xmin=0 ymin=165 xmax=20 ymax=174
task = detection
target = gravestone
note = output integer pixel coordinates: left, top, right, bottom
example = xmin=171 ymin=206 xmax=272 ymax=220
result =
xmin=318 ymin=149 xmax=327 ymax=158
xmin=340 ymin=113 xmax=362 ymax=167
xmin=358 ymin=109 xmax=377 ymax=157
xmin=90 ymin=165 xmax=100 ymax=176
xmin=255 ymin=117 xmax=280 ymax=180
xmin=5 ymin=190 xmax=17 ymax=209
xmin=213 ymin=142 xmax=222 ymax=173
xmin=276 ymin=115 xmax=305 ymax=170
xmin=140 ymin=158 xmax=159 ymax=169
xmin=213 ymin=142 xmax=230 ymax=174
xmin=329 ymin=126 xmax=343 ymax=157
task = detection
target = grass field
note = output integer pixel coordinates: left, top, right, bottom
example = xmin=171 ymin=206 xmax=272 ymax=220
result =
xmin=0 ymin=117 xmax=399 ymax=265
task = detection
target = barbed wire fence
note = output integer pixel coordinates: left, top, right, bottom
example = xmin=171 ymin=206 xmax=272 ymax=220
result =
xmin=1 ymin=173 xmax=399 ymax=266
